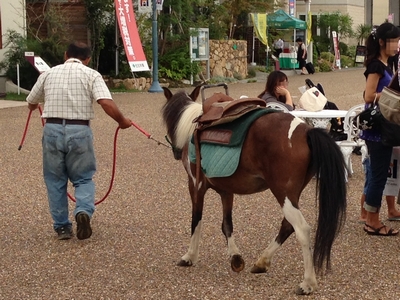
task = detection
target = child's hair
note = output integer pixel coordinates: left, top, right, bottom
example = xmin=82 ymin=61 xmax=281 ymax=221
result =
xmin=365 ymin=22 xmax=400 ymax=66
xmin=258 ymin=70 xmax=288 ymax=102
xmin=295 ymin=38 xmax=303 ymax=43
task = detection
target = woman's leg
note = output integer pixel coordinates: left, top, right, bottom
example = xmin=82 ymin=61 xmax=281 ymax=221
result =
xmin=364 ymin=140 xmax=398 ymax=234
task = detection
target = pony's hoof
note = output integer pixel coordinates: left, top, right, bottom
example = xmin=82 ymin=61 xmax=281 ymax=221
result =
xmin=230 ymin=254 xmax=245 ymax=272
xmin=295 ymin=286 xmax=313 ymax=295
xmin=250 ymin=265 xmax=267 ymax=273
xmin=177 ymin=259 xmax=193 ymax=267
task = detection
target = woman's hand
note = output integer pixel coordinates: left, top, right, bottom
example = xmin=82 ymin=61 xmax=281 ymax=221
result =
xmin=275 ymin=86 xmax=290 ymax=96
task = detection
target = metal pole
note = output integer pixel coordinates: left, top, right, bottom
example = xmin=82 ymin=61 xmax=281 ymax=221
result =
xmin=148 ymin=0 xmax=163 ymax=93
xmin=17 ymin=63 xmax=20 ymax=95
xmin=115 ymin=17 xmax=119 ymax=76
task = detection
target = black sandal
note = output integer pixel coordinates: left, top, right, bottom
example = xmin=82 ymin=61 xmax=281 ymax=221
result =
xmin=364 ymin=223 xmax=399 ymax=236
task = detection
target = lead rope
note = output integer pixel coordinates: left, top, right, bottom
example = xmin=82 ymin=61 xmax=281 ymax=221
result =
xmin=19 ymin=105 xmax=170 ymax=205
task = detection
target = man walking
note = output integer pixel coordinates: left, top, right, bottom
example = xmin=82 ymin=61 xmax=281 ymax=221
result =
xmin=27 ymin=42 xmax=132 ymax=240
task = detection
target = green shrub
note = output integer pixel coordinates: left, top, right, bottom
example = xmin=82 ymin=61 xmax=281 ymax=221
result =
xmin=317 ymin=59 xmax=333 ymax=72
xmin=159 ymin=46 xmax=201 ymax=81
xmin=320 ymin=52 xmax=335 ymax=62
xmin=247 ymin=67 xmax=256 ymax=78
xmin=208 ymin=76 xmax=238 ymax=84
xmin=340 ymin=55 xmax=355 ymax=68
xmin=0 ymin=30 xmax=65 ymax=90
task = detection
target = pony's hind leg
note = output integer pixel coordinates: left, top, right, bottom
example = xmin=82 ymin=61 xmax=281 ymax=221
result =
xmin=178 ymin=179 xmax=206 ymax=267
xmin=282 ymin=198 xmax=317 ymax=295
xmin=251 ymin=217 xmax=294 ymax=274
xmin=219 ymin=191 xmax=245 ymax=272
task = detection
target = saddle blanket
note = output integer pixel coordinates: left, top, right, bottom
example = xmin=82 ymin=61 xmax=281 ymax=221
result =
xmin=189 ymin=108 xmax=275 ymax=178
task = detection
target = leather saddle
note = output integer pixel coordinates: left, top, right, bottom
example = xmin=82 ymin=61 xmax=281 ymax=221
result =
xmin=195 ymin=93 xmax=266 ymax=129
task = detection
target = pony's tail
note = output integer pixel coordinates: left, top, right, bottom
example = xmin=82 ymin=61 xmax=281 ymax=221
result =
xmin=307 ymin=128 xmax=347 ymax=272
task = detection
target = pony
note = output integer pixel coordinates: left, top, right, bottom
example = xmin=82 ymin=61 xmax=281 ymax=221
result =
xmin=162 ymin=86 xmax=346 ymax=295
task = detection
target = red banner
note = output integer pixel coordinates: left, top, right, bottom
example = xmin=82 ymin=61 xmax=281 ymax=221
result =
xmin=115 ymin=0 xmax=149 ymax=72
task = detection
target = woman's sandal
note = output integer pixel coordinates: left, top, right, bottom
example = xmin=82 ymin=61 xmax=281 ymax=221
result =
xmin=363 ymin=223 xmax=399 ymax=236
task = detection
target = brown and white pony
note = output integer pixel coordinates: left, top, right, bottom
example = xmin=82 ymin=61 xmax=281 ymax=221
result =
xmin=162 ymin=86 xmax=346 ymax=295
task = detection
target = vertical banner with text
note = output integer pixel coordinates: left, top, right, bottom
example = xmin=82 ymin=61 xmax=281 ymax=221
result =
xmin=250 ymin=13 xmax=268 ymax=46
xmin=115 ymin=0 xmax=149 ymax=72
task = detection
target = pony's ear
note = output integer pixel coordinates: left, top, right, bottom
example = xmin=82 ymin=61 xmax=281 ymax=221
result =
xmin=163 ymin=87 xmax=173 ymax=100
xmin=188 ymin=85 xmax=202 ymax=102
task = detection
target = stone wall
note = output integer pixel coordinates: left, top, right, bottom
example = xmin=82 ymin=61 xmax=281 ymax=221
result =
xmin=206 ymin=40 xmax=248 ymax=80
xmin=106 ymin=39 xmax=249 ymax=91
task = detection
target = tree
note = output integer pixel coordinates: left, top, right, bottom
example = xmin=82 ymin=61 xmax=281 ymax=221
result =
xmin=221 ymin=0 xmax=275 ymax=39
xmin=355 ymin=24 xmax=372 ymax=46
xmin=317 ymin=11 xmax=354 ymax=40
xmin=82 ymin=0 xmax=114 ymax=70
xmin=316 ymin=11 xmax=354 ymax=53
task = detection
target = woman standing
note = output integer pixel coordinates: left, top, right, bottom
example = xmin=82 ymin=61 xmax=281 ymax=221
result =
xmin=362 ymin=22 xmax=400 ymax=236
xmin=258 ymin=70 xmax=294 ymax=111
xmin=296 ymin=38 xmax=307 ymax=75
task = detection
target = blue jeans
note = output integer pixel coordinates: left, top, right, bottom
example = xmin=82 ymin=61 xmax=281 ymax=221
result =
xmin=364 ymin=140 xmax=393 ymax=212
xmin=42 ymin=123 xmax=96 ymax=230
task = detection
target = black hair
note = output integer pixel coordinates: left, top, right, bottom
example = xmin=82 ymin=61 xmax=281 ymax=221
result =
xmin=258 ymin=70 xmax=288 ymax=103
xmin=296 ymin=38 xmax=303 ymax=43
xmin=365 ymin=22 xmax=400 ymax=66
xmin=66 ymin=42 xmax=92 ymax=61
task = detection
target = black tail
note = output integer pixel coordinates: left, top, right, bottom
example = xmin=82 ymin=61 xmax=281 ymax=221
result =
xmin=307 ymin=128 xmax=347 ymax=272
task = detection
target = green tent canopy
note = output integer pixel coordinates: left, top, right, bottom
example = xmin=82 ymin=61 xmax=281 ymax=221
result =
xmin=267 ymin=9 xmax=307 ymax=30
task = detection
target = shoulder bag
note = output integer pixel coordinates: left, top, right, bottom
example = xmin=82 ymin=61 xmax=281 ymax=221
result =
xmin=298 ymin=86 xmax=327 ymax=112
xmin=379 ymin=71 xmax=400 ymax=125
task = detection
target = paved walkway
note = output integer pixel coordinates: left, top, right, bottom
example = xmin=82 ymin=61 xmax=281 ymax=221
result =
xmin=0 ymin=99 xmax=27 ymax=109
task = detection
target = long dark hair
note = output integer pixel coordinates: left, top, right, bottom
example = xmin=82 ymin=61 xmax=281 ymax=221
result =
xmin=365 ymin=22 xmax=400 ymax=66
xmin=258 ymin=71 xmax=288 ymax=102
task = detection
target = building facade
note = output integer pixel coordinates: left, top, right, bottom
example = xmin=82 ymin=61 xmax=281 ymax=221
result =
xmin=0 ymin=0 xmax=26 ymax=91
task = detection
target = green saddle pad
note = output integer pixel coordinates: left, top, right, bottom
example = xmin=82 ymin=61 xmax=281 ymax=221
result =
xmin=189 ymin=108 xmax=274 ymax=178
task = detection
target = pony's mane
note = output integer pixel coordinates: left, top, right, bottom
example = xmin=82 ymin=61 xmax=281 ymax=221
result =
xmin=175 ymin=101 xmax=202 ymax=149
xmin=162 ymin=90 xmax=202 ymax=149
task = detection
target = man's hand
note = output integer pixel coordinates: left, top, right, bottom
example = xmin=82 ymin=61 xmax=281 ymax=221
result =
xmin=119 ymin=117 xmax=132 ymax=129
xmin=28 ymin=103 xmax=39 ymax=111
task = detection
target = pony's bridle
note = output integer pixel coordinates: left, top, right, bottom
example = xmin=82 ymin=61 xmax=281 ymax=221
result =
xmin=165 ymin=135 xmax=183 ymax=159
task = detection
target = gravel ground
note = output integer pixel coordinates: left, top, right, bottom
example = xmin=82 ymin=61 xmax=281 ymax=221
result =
xmin=1 ymin=67 xmax=400 ymax=300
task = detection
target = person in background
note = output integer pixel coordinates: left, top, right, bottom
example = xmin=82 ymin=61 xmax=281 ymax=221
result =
xmin=296 ymin=38 xmax=307 ymax=75
xmin=257 ymin=70 xmax=294 ymax=111
xmin=26 ymin=42 xmax=132 ymax=240
xmin=360 ymin=22 xmax=400 ymax=236
xmin=273 ymin=38 xmax=284 ymax=57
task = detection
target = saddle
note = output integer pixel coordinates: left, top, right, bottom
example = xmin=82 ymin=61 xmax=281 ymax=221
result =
xmin=191 ymin=91 xmax=267 ymax=203
xmin=196 ymin=93 xmax=266 ymax=130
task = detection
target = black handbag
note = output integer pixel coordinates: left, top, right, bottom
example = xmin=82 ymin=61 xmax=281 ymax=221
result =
xmin=354 ymin=104 xmax=400 ymax=146
xmin=353 ymin=102 xmax=381 ymax=131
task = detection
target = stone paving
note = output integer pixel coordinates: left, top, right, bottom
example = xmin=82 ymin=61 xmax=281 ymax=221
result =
xmin=2 ymin=67 xmax=400 ymax=299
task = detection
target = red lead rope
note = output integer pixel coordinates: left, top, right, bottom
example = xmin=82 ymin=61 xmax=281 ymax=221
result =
xmin=18 ymin=105 xmax=167 ymax=205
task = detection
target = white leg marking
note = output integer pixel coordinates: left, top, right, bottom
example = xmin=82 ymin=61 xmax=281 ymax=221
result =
xmin=183 ymin=154 xmax=203 ymax=190
xmin=254 ymin=239 xmax=281 ymax=270
xmin=227 ymin=236 xmax=240 ymax=257
xmin=288 ymin=117 xmax=304 ymax=140
xmin=282 ymin=198 xmax=318 ymax=293
xmin=181 ymin=220 xmax=202 ymax=265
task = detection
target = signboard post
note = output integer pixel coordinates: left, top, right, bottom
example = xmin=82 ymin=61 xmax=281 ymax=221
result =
xmin=24 ymin=52 xmax=51 ymax=73
xmin=189 ymin=28 xmax=209 ymax=85
xmin=355 ymin=45 xmax=366 ymax=66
